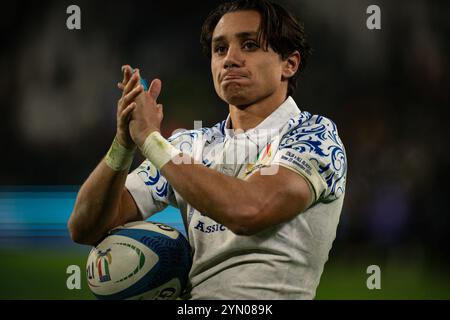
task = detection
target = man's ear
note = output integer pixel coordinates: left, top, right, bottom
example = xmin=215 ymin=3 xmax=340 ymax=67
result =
xmin=282 ymin=51 xmax=301 ymax=80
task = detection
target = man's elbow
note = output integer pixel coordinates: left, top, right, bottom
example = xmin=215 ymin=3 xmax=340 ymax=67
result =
xmin=67 ymin=216 xmax=98 ymax=246
xmin=227 ymin=205 xmax=262 ymax=236
xmin=67 ymin=219 xmax=86 ymax=244
xmin=229 ymin=224 xmax=255 ymax=236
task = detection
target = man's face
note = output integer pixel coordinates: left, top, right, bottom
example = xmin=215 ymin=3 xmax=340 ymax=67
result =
xmin=211 ymin=10 xmax=286 ymax=106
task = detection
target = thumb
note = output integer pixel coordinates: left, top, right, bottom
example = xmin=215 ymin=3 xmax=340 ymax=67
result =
xmin=148 ymin=78 xmax=162 ymax=101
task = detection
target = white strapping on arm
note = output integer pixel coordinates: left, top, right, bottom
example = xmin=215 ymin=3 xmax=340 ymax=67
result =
xmin=104 ymin=137 xmax=135 ymax=171
xmin=139 ymin=131 xmax=181 ymax=170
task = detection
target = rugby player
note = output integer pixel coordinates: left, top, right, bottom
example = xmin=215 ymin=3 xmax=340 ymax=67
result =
xmin=68 ymin=0 xmax=347 ymax=299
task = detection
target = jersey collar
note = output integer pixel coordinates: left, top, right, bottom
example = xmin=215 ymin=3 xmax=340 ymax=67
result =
xmin=224 ymin=96 xmax=301 ymax=140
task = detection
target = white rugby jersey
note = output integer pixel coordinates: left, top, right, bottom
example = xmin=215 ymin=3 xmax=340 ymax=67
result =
xmin=125 ymin=97 xmax=347 ymax=299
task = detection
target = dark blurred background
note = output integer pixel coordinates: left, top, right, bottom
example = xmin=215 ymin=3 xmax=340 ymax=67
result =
xmin=1 ymin=0 xmax=449 ymax=299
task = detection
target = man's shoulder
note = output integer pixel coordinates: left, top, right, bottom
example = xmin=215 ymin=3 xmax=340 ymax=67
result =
xmin=279 ymin=110 xmax=346 ymax=161
xmin=278 ymin=110 xmax=347 ymax=202
xmin=281 ymin=111 xmax=344 ymax=146
xmin=284 ymin=111 xmax=340 ymax=135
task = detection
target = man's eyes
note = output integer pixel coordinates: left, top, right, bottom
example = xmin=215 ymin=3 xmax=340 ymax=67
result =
xmin=212 ymin=41 xmax=260 ymax=55
xmin=214 ymin=45 xmax=227 ymax=54
xmin=242 ymin=41 xmax=259 ymax=50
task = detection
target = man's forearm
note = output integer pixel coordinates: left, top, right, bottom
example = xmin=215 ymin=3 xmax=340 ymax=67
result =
xmin=136 ymin=131 xmax=265 ymax=234
xmin=161 ymin=160 xmax=262 ymax=235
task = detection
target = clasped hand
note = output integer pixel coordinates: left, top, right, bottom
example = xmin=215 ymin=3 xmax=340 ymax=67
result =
xmin=116 ymin=65 xmax=164 ymax=149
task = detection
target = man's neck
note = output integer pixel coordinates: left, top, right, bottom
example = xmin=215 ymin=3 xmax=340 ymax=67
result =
xmin=228 ymin=90 xmax=287 ymax=132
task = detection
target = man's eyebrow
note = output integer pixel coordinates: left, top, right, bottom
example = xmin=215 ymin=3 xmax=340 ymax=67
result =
xmin=212 ymin=35 xmax=226 ymax=43
xmin=212 ymin=31 xmax=259 ymax=43
xmin=235 ymin=31 xmax=259 ymax=39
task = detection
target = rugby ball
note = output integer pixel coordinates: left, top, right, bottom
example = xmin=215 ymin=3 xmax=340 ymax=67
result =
xmin=86 ymin=221 xmax=192 ymax=300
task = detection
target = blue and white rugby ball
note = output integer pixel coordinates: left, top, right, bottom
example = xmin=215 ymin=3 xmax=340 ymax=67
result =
xmin=86 ymin=221 xmax=192 ymax=300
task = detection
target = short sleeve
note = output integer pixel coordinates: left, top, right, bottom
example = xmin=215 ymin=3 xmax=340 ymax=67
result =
xmin=126 ymin=124 xmax=223 ymax=218
xmin=125 ymin=159 xmax=176 ymax=220
xmin=272 ymin=114 xmax=347 ymax=203
xmin=125 ymin=129 xmax=199 ymax=219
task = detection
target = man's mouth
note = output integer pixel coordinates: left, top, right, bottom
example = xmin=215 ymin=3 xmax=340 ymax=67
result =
xmin=221 ymin=71 xmax=248 ymax=82
xmin=223 ymin=75 xmax=245 ymax=81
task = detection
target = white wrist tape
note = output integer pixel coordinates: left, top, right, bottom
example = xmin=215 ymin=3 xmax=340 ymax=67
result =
xmin=140 ymin=131 xmax=181 ymax=170
xmin=104 ymin=137 xmax=135 ymax=171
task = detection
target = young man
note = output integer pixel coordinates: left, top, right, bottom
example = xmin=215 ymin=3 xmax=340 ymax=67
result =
xmin=68 ymin=0 xmax=347 ymax=299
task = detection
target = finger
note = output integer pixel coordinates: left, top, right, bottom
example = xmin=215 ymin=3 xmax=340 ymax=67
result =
xmin=123 ymin=66 xmax=132 ymax=84
xmin=117 ymin=82 xmax=125 ymax=90
xmin=123 ymin=70 xmax=140 ymax=97
xmin=121 ymin=65 xmax=132 ymax=77
xmin=147 ymin=78 xmax=162 ymax=101
xmin=123 ymin=84 xmax=144 ymax=106
xmin=121 ymin=65 xmax=131 ymax=73
xmin=120 ymin=102 xmax=136 ymax=121
xmin=118 ymin=83 xmax=142 ymax=113
xmin=157 ymin=104 xmax=164 ymax=118
xmin=120 ymin=65 xmax=132 ymax=87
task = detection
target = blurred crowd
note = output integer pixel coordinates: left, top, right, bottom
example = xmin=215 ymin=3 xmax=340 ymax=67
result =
xmin=1 ymin=0 xmax=449 ymax=264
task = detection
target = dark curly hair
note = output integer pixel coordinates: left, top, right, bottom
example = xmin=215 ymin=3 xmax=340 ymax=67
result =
xmin=200 ymin=0 xmax=312 ymax=97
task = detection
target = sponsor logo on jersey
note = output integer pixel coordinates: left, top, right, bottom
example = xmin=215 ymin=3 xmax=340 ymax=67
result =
xmin=193 ymin=220 xmax=226 ymax=234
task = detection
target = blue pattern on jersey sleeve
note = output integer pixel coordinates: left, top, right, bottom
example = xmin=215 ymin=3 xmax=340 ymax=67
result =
xmin=136 ymin=161 xmax=171 ymax=201
xmin=167 ymin=121 xmax=225 ymax=165
xmin=167 ymin=130 xmax=196 ymax=154
xmin=279 ymin=112 xmax=347 ymax=201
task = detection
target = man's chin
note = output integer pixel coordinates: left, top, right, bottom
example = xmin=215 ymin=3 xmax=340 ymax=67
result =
xmin=221 ymin=87 xmax=252 ymax=107
xmin=225 ymin=96 xmax=255 ymax=108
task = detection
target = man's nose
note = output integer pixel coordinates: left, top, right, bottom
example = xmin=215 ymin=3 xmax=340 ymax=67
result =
xmin=223 ymin=45 xmax=243 ymax=69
